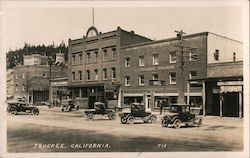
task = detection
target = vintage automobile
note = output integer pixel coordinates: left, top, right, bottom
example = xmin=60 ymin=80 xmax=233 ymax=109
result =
xmin=61 ymin=99 xmax=79 ymax=112
xmin=84 ymin=102 xmax=116 ymax=120
xmin=7 ymin=100 xmax=40 ymax=115
xmin=161 ymin=104 xmax=202 ymax=128
xmin=119 ymin=102 xmax=157 ymax=124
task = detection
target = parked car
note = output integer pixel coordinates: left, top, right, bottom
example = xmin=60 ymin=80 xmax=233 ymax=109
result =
xmin=119 ymin=102 xmax=157 ymax=124
xmin=61 ymin=99 xmax=79 ymax=112
xmin=7 ymin=100 xmax=39 ymax=115
xmin=84 ymin=102 xmax=116 ymax=120
xmin=161 ymin=104 xmax=202 ymax=128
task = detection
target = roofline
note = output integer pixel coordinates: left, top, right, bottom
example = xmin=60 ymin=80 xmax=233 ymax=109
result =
xmin=121 ymin=32 xmax=209 ymax=49
xmin=207 ymin=32 xmax=242 ymax=43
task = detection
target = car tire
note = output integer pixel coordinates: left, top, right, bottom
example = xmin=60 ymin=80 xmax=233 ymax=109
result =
xmin=162 ymin=120 xmax=169 ymax=127
xmin=127 ymin=116 xmax=135 ymax=125
xmin=173 ymin=119 xmax=182 ymax=129
xmin=87 ymin=113 xmax=94 ymax=120
xmin=108 ymin=113 xmax=116 ymax=120
xmin=32 ymin=108 xmax=39 ymax=115
xmin=10 ymin=108 xmax=17 ymax=115
xmin=149 ymin=115 xmax=157 ymax=123
xmin=121 ymin=116 xmax=127 ymax=124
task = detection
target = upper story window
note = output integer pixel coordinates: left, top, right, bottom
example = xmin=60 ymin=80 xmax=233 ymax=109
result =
xmin=111 ymin=48 xmax=116 ymax=60
xmin=95 ymin=51 xmax=98 ymax=62
xmin=125 ymin=58 xmax=130 ymax=68
xmin=87 ymin=53 xmax=90 ymax=63
xmin=15 ymin=84 xmax=18 ymax=91
xmin=22 ymin=73 xmax=25 ymax=79
xmin=22 ymin=84 xmax=25 ymax=91
xmin=72 ymin=55 xmax=76 ymax=65
xmin=169 ymin=72 xmax=176 ymax=85
xmin=214 ymin=49 xmax=219 ymax=61
xmin=189 ymin=71 xmax=197 ymax=80
xmin=72 ymin=72 xmax=75 ymax=81
xmin=15 ymin=74 xmax=18 ymax=79
xmin=169 ymin=52 xmax=176 ymax=63
xmin=94 ymin=69 xmax=98 ymax=80
xmin=153 ymin=54 xmax=159 ymax=65
xmin=189 ymin=50 xmax=197 ymax=61
xmin=139 ymin=75 xmax=145 ymax=86
xmin=79 ymin=54 xmax=83 ymax=64
xmin=152 ymin=74 xmax=159 ymax=80
xmin=103 ymin=49 xmax=107 ymax=61
xmin=103 ymin=68 xmax=107 ymax=80
xmin=112 ymin=67 xmax=116 ymax=79
xmin=79 ymin=71 xmax=82 ymax=80
xmin=125 ymin=76 xmax=131 ymax=86
xmin=139 ymin=56 xmax=145 ymax=67
xmin=86 ymin=70 xmax=90 ymax=80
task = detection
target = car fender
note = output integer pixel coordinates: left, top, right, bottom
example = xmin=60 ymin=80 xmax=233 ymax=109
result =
xmin=171 ymin=116 xmax=180 ymax=123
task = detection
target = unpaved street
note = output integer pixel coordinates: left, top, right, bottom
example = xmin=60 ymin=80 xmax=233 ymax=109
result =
xmin=7 ymin=107 xmax=243 ymax=152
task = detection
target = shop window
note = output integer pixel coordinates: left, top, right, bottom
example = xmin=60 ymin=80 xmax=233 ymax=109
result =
xmin=169 ymin=52 xmax=176 ymax=63
xmin=125 ymin=76 xmax=130 ymax=86
xmin=139 ymin=56 xmax=145 ymax=67
xmin=169 ymin=72 xmax=176 ymax=85
xmin=153 ymin=54 xmax=159 ymax=65
xmin=139 ymin=75 xmax=145 ymax=86
xmin=125 ymin=58 xmax=130 ymax=68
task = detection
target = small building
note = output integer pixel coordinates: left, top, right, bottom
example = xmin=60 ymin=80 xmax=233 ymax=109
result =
xmin=23 ymin=54 xmax=48 ymax=65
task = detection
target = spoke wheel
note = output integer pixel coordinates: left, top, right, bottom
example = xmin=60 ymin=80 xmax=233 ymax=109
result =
xmin=149 ymin=115 xmax=157 ymax=123
xmin=121 ymin=117 xmax=127 ymax=124
xmin=32 ymin=108 xmax=39 ymax=115
xmin=173 ymin=119 xmax=182 ymax=129
xmin=108 ymin=113 xmax=116 ymax=120
xmin=162 ymin=120 xmax=169 ymax=127
xmin=127 ymin=116 xmax=135 ymax=125
xmin=87 ymin=113 xmax=94 ymax=120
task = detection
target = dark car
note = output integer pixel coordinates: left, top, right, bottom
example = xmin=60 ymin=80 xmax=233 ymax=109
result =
xmin=84 ymin=102 xmax=116 ymax=120
xmin=119 ymin=102 xmax=157 ymax=124
xmin=61 ymin=99 xmax=79 ymax=112
xmin=161 ymin=104 xmax=202 ymax=128
xmin=7 ymin=100 xmax=39 ymax=115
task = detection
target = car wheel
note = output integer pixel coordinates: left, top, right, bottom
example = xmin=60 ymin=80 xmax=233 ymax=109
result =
xmin=108 ymin=113 xmax=116 ymax=120
xmin=173 ymin=119 xmax=182 ymax=129
xmin=32 ymin=108 xmax=39 ymax=115
xmin=143 ymin=117 xmax=148 ymax=123
xmin=162 ymin=120 xmax=169 ymax=127
xmin=10 ymin=108 xmax=17 ymax=115
xmin=197 ymin=119 xmax=202 ymax=127
xmin=149 ymin=115 xmax=157 ymax=123
xmin=121 ymin=116 xmax=127 ymax=124
xmin=127 ymin=116 xmax=135 ymax=125
xmin=87 ymin=113 xmax=94 ymax=120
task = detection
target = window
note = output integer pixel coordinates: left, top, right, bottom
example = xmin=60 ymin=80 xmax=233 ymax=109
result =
xmin=189 ymin=71 xmax=197 ymax=79
xmin=111 ymin=48 xmax=116 ymax=60
xmin=22 ymin=73 xmax=25 ymax=79
xmin=15 ymin=74 xmax=18 ymax=79
xmin=72 ymin=72 xmax=75 ymax=80
xmin=153 ymin=54 xmax=159 ymax=65
xmin=22 ymin=84 xmax=25 ymax=91
xmin=112 ymin=68 xmax=116 ymax=79
xmin=79 ymin=54 xmax=83 ymax=64
xmin=125 ymin=58 xmax=130 ymax=68
xmin=94 ymin=69 xmax=98 ymax=80
xmin=189 ymin=50 xmax=197 ymax=61
xmin=125 ymin=76 xmax=130 ymax=86
xmin=169 ymin=52 xmax=176 ymax=63
xmin=15 ymin=84 xmax=18 ymax=91
xmin=169 ymin=72 xmax=176 ymax=85
xmin=72 ymin=55 xmax=76 ymax=64
xmin=233 ymin=52 xmax=236 ymax=62
xmin=87 ymin=53 xmax=90 ymax=63
xmin=103 ymin=68 xmax=107 ymax=80
xmin=139 ymin=56 xmax=145 ymax=67
xmin=139 ymin=75 xmax=145 ymax=86
xmin=95 ymin=51 xmax=98 ymax=62
xmin=152 ymin=74 xmax=159 ymax=80
xmin=103 ymin=49 xmax=107 ymax=61
xmin=214 ymin=49 xmax=219 ymax=60
xmin=79 ymin=71 xmax=82 ymax=80
xmin=86 ymin=70 xmax=90 ymax=80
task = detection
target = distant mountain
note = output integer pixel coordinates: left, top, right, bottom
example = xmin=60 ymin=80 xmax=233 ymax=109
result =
xmin=6 ymin=42 xmax=68 ymax=69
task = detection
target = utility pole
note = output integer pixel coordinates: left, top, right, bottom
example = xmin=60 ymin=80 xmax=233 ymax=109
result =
xmin=174 ymin=30 xmax=193 ymax=104
xmin=48 ymin=56 xmax=54 ymax=107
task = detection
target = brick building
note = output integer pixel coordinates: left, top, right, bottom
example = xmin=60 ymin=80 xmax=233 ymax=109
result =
xmin=68 ymin=26 xmax=152 ymax=108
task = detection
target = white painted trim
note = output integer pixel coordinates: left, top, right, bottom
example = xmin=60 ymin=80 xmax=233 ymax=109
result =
xmin=123 ymin=92 xmax=202 ymax=97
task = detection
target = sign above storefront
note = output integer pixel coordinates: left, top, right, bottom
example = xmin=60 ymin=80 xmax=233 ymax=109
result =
xmin=220 ymin=85 xmax=242 ymax=92
xmin=140 ymin=65 xmax=174 ymax=72
xmin=51 ymin=81 xmax=68 ymax=86
xmin=217 ymin=81 xmax=243 ymax=86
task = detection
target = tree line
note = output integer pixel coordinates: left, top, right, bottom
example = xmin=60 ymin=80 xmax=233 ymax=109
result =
xmin=6 ymin=42 xmax=68 ymax=69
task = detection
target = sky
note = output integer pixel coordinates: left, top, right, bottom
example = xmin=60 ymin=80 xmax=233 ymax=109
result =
xmin=0 ymin=1 xmax=247 ymax=54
